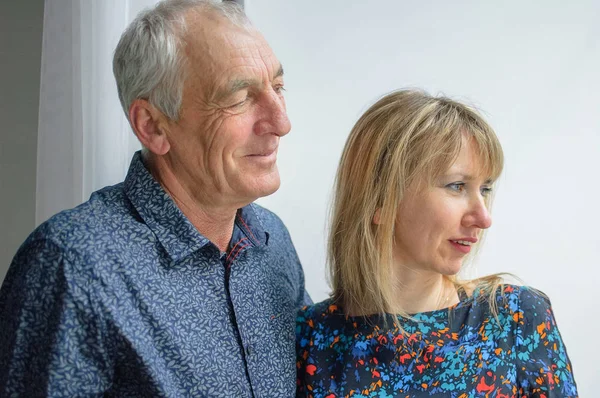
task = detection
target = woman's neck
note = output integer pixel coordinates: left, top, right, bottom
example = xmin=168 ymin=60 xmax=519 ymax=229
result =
xmin=391 ymin=268 xmax=459 ymax=314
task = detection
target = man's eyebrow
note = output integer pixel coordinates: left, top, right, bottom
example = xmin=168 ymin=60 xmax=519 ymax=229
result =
xmin=274 ymin=64 xmax=284 ymax=79
xmin=215 ymin=79 xmax=255 ymax=103
xmin=214 ymin=65 xmax=284 ymax=103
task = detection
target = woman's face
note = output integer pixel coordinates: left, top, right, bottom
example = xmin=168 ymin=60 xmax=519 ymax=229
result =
xmin=392 ymin=137 xmax=494 ymax=276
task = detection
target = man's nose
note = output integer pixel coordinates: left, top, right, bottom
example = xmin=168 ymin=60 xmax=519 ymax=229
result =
xmin=254 ymin=89 xmax=291 ymax=137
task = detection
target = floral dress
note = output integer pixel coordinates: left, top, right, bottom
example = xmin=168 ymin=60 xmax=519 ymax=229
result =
xmin=296 ymin=285 xmax=577 ymax=397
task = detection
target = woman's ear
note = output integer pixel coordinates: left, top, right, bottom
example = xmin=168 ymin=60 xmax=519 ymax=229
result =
xmin=373 ymin=208 xmax=382 ymax=225
xmin=128 ymin=99 xmax=171 ymax=155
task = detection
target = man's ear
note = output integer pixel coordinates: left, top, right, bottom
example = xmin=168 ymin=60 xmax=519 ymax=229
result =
xmin=129 ymin=99 xmax=171 ymax=155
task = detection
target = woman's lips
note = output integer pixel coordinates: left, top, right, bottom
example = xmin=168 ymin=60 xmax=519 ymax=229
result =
xmin=449 ymin=240 xmax=472 ymax=254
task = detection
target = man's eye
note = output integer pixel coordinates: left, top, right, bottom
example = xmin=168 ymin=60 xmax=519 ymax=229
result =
xmin=228 ymin=97 xmax=248 ymax=108
xmin=274 ymin=85 xmax=286 ymax=94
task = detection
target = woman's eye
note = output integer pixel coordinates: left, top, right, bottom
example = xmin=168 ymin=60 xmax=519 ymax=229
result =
xmin=446 ymin=182 xmax=465 ymax=192
xmin=481 ymin=186 xmax=493 ymax=197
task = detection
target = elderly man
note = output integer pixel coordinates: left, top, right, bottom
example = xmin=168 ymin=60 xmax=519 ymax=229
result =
xmin=0 ymin=1 xmax=310 ymax=396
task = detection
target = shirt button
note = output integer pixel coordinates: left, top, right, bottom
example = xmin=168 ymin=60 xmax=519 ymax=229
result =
xmin=245 ymin=345 xmax=253 ymax=356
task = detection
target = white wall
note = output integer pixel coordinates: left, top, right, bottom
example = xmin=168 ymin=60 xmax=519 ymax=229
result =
xmin=247 ymin=1 xmax=599 ymax=395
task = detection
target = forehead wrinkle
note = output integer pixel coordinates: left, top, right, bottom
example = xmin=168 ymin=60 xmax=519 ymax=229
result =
xmin=245 ymin=37 xmax=283 ymax=80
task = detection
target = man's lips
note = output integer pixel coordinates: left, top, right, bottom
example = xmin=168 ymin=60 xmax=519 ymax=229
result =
xmin=246 ymin=146 xmax=278 ymax=157
xmin=247 ymin=149 xmax=276 ymax=157
xmin=244 ymin=147 xmax=279 ymax=164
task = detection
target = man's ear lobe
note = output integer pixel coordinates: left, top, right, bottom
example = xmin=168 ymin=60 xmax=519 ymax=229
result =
xmin=129 ymin=99 xmax=170 ymax=155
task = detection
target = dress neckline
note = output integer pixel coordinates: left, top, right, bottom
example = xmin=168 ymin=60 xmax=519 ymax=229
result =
xmin=334 ymin=285 xmax=474 ymax=325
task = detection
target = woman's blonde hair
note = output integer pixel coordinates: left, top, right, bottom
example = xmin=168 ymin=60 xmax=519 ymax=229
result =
xmin=328 ymin=89 xmax=505 ymax=320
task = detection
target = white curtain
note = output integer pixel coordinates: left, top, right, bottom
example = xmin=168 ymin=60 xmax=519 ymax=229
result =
xmin=36 ymin=0 xmax=157 ymax=226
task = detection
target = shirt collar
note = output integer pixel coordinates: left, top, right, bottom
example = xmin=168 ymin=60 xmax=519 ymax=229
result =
xmin=124 ymin=151 xmax=269 ymax=262
xmin=235 ymin=204 xmax=269 ymax=247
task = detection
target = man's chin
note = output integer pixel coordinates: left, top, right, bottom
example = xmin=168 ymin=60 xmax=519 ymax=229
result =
xmin=258 ymin=178 xmax=281 ymax=198
xmin=243 ymin=172 xmax=281 ymax=201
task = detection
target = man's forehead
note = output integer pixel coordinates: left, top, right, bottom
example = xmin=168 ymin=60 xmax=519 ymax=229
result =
xmin=179 ymin=10 xmax=282 ymax=97
xmin=183 ymin=10 xmax=259 ymax=52
xmin=184 ymin=16 xmax=276 ymax=67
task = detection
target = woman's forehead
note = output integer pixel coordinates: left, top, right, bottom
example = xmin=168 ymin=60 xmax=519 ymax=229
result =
xmin=451 ymin=135 xmax=500 ymax=179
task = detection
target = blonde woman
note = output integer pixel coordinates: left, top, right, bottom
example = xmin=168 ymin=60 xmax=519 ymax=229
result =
xmin=296 ymin=90 xmax=577 ymax=397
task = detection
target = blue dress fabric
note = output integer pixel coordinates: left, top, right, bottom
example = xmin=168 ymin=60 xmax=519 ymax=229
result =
xmin=0 ymin=151 xmax=311 ymax=397
xmin=296 ymin=285 xmax=577 ymax=397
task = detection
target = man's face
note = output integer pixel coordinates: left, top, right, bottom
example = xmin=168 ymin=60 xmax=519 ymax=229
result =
xmin=162 ymin=14 xmax=291 ymax=208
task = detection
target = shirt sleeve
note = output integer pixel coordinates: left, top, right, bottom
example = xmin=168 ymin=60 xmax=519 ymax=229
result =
xmin=296 ymin=262 xmax=313 ymax=307
xmin=515 ymin=287 xmax=578 ymax=397
xmin=0 ymin=238 xmax=112 ymax=397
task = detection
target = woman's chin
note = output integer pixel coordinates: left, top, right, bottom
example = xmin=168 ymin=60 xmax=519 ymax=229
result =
xmin=436 ymin=262 xmax=463 ymax=276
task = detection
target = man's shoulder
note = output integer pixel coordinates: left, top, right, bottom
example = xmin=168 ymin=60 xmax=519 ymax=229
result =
xmin=4 ymin=184 xmax=128 ymax=295
xmin=6 ymin=182 xmax=151 ymax=295
xmin=30 ymin=182 xmax=134 ymax=251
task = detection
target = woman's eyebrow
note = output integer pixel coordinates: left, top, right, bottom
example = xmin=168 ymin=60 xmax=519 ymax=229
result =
xmin=443 ymin=173 xmax=493 ymax=184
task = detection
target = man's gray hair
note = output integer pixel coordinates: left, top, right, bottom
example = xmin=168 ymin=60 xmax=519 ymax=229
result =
xmin=113 ymin=0 xmax=251 ymax=121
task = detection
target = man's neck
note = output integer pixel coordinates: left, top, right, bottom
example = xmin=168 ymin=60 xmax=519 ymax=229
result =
xmin=169 ymin=193 xmax=237 ymax=253
xmin=391 ymin=266 xmax=458 ymax=314
xmin=146 ymin=154 xmax=240 ymax=252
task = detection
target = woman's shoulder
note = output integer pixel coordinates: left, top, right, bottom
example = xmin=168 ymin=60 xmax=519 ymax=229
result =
xmin=296 ymin=298 xmax=349 ymax=347
xmin=468 ymin=282 xmax=553 ymax=317
xmin=504 ymin=285 xmax=556 ymax=330
xmin=297 ymin=297 xmax=341 ymax=324
xmin=512 ymin=284 xmax=551 ymax=307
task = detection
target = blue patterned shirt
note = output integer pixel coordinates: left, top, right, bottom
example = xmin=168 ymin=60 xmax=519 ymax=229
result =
xmin=0 ymin=151 xmax=311 ymax=397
